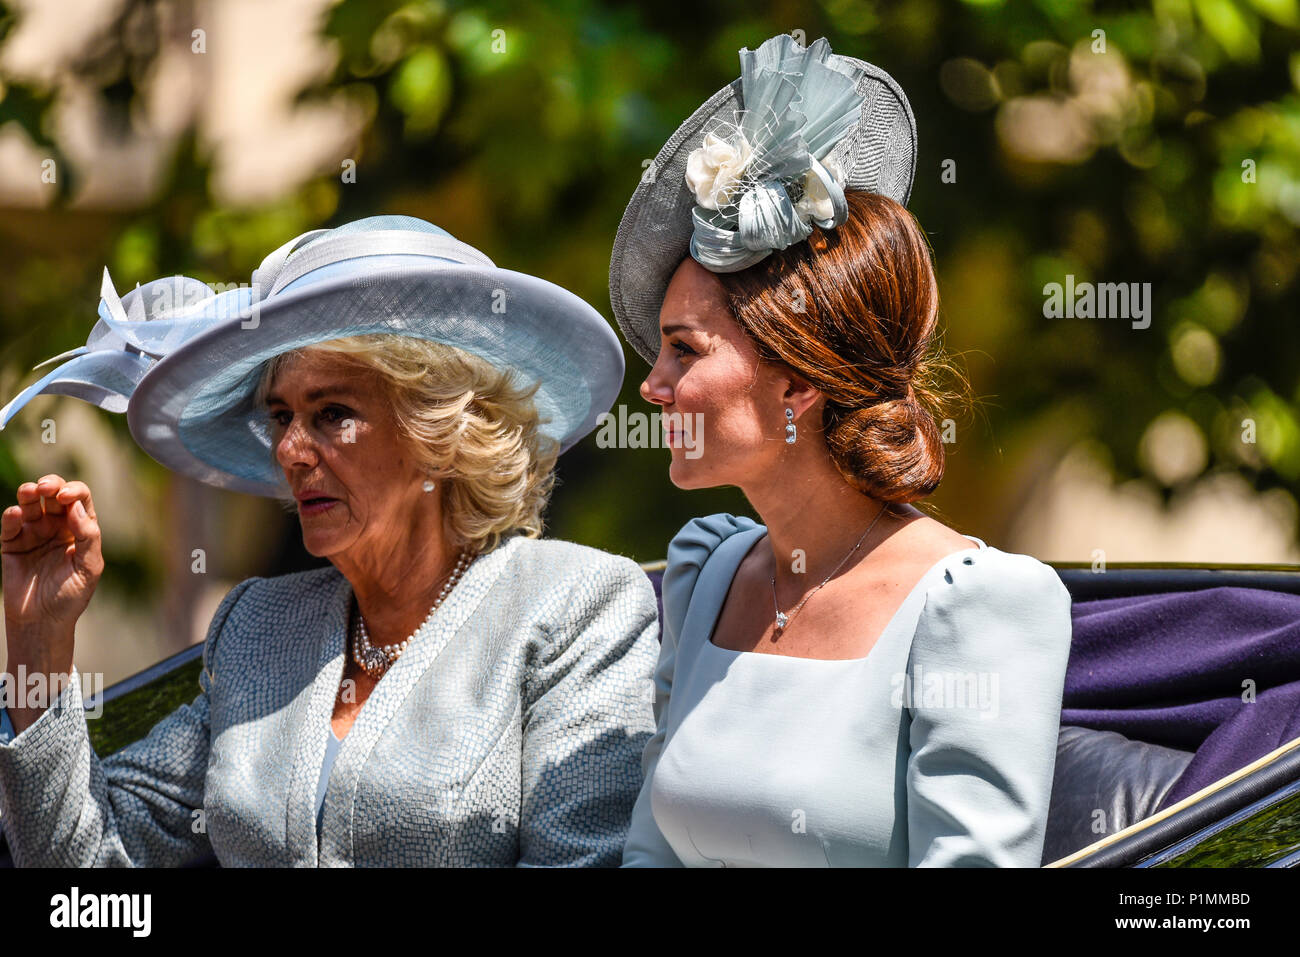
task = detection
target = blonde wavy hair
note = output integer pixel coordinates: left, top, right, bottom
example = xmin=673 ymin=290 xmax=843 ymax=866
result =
xmin=252 ymin=334 xmax=559 ymax=555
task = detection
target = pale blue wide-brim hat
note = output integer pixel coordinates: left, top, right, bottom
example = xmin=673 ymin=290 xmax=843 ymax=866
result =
xmin=0 ymin=215 xmax=625 ymax=497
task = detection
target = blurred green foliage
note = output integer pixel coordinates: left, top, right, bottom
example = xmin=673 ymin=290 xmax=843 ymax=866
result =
xmin=1 ymin=0 xmax=1298 ymax=584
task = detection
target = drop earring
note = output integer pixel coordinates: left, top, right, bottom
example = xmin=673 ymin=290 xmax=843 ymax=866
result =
xmin=785 ymin=408 xmax=796 ymax=444
xmin=422 ymin=475 xmax=436 ymax=493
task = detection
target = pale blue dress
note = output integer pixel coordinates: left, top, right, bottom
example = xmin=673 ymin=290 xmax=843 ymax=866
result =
xmin=621 ymin=513 xmax=1073 ymax=867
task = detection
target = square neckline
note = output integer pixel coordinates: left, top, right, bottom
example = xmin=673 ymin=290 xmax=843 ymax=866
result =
xmin=703 ymin=532 xmax=988 ymax=664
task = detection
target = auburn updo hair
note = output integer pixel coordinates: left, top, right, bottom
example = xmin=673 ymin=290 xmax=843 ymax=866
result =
xmin=714 ymin=189 xmax=971 ymax=504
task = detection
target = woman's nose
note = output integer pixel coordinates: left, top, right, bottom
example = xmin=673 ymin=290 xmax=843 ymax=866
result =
xmin=274 ymin=417 xmax=318 ymax=469
xmin=640 ymin=364 xmax=673 ymax=407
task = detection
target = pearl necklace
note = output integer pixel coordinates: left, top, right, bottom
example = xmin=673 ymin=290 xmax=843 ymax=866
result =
xmin=351 ymin=549 xmax=473 ymax=679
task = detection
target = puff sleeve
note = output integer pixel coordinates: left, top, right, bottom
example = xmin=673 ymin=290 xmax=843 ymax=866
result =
xmin=0 ymin=577 xmax=255 ymax=867
xmin=618 ymin=603 xmax=681 ymax=866
xmin=622 ymin=513 xmax=759 ymax=867
xmin=905 ymin=550 xmax=1072 ymax=867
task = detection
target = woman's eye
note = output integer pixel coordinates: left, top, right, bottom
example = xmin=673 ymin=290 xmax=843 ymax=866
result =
xmin=268 ymin=407 xmax=350 ymax=426
xmin=671 ymin=340 xmax=697 ymax=357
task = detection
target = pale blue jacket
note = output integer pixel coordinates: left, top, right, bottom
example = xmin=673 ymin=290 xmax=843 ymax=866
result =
xmin=0 ymin=534 xmax=660 ymax=867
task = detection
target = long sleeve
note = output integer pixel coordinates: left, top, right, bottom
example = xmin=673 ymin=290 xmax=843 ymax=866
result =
xmin=0 ymin=578 xmax=255 ymax=867
xmin=517 ymin=554 xmax=660 ymax=867
xmin=619 ymin=587 xmax=683 ymax=866
xmin=905 ymin=551 xmax=1072 ymax=867
xmin=621 ymin=513 xmax=758 ymax=866
xmin=0 ymin=699 xmax=12 ymax=850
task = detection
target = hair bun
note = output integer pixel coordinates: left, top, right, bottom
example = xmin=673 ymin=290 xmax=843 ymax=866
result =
xmin=713 ymin=190 xmax=972 ymax=503
xmin=824 ymin=391 xmax=944 ymax=504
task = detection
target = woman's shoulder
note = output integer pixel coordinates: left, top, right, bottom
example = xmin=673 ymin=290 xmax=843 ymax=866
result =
xmin=198 ymin=566 xmax=345 ymax=679
xmin=665 ymin=512 xmax=764 ymax=575
xmin=910 ymin=540 xmax=1072 ymax=659
xmin=226 ymin=564 xmax=345 ymax=610
xmin=504 ymin=536 xmax=659 ymax=638
xmin=931 ymin=542 xmax=1070 ymax=607
xmin=657 ymin=513 xmax=765 ymax=644
xmin=886 ymin=513 xmax=1066 ymax=606
xmin=507 ymin=535 xmax=657 ymax=611
xmin=214 ymin=566 xmax=351 ymax=631
xmin=507 ymin=534 xmax=648 ymax=582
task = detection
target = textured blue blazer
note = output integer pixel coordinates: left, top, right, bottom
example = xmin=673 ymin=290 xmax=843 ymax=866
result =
xmin=0 ymin=534 xmax=660 ymax=866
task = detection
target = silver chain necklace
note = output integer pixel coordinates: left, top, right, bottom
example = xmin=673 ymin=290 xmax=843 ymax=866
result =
xmin=771 ymin=503 xmax=888 ymax=633
xmin=351 ymin=549 xmax=474 ymax=679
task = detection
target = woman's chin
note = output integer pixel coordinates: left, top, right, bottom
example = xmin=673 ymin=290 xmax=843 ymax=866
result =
xmin=300 ymin=535 xmax=331 ymax=558
xmin=667 ymin=453 xmax=711 ymax=490
xmin=299 ymin=527 xmax=346 ymax=558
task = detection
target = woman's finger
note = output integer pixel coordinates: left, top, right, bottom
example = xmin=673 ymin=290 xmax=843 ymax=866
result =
xmin=15 ymin=483 xmax=45 ymax=523
xmin=33 ymin=474 xmax=67 ymax=496
xmin=17 ymin=497 xmax=43 ymax=524
xmin=68 ymin=499 xmax=102 ymax=571
xmin=54 ymin=481 xmax=97 ymax=522
xmin=67 ymin=498 xmax=98 ymax=540
xmin=1 ymin=503 xmax=47 ymax=554
xmin=1 ymin=504 xmax=23 ymax=545
xmin=38 ymin=474 xmax=69 ymax=515
xmin=50 ymin=483 xmax=105 ymax=572
xmin=1 ymin=502 xmax=36 ymax=553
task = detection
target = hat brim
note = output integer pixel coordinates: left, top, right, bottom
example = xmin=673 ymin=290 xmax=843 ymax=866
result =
xmin=608 ymin=49 xmax=917 ymax=366
xmin=127 ymin=262 xmax=624 ymax=497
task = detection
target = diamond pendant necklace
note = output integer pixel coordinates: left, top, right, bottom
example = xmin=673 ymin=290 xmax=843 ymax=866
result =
xmin=770 ymin=502 xmax=888 ymax=634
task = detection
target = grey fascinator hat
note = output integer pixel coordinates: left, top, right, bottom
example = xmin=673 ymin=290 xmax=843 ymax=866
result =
xmin=0 ymin=215 xmax=625 ymax=496
xmin=609 ymin=33 xmax=917 ymax=364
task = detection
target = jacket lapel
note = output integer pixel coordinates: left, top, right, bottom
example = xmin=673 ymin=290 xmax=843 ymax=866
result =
xmin=282 ymin=570 xmax=353 ymax=865
xmin=313 ymin=536 xmax=521 ymax=865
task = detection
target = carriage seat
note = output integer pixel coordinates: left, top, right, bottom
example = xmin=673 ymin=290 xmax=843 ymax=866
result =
xmin=1040 ymin=725 xmax=1194 ymax=864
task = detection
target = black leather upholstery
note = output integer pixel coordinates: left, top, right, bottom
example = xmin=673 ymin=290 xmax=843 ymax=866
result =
xmin=1041 ymin=725 xmax=1195 ymax=864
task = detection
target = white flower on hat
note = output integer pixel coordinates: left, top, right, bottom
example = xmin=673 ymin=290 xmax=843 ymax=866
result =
xmin=794 ymin=155 xmax=845 ymax=223
xmin=685 ymin=132 xmax=753 ymax=211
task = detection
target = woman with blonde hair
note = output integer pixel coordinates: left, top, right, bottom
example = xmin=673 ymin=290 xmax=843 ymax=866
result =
xmin=610 ymin=35 xmax=1072 ymax=867
xmin=0 ymin=215 xmax=659 ymax=866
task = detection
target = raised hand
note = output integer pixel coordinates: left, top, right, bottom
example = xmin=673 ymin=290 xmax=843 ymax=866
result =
xmin=2 ymin=473 xmax=104 ymax=634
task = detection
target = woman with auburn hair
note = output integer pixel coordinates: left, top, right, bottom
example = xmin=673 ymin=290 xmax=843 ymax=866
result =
xmin=610 ymin=34 xmax=1072 ymax=867
xmin=0 ymin=214 xmax=659 ymax=867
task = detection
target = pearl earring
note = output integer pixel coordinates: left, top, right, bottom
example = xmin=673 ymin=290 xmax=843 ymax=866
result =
xmin=422 ymin=476 xmax=436 ymax=493
xmin=785 ymin=408 xmax=796 ymax=444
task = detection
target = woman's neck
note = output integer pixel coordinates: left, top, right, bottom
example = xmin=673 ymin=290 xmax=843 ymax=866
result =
xmin=333 ymin=517 xmax=464 ymax=650
xmin=740 ymin=445 xmax=910 ymax=589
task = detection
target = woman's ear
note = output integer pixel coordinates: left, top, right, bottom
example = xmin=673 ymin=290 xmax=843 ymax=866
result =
xmin=781 ymin=372 xmax=822 ymax=421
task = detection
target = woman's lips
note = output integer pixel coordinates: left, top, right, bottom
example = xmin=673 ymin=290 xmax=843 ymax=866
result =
xmin=299 ymin=497 xmax=338 ymax=515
